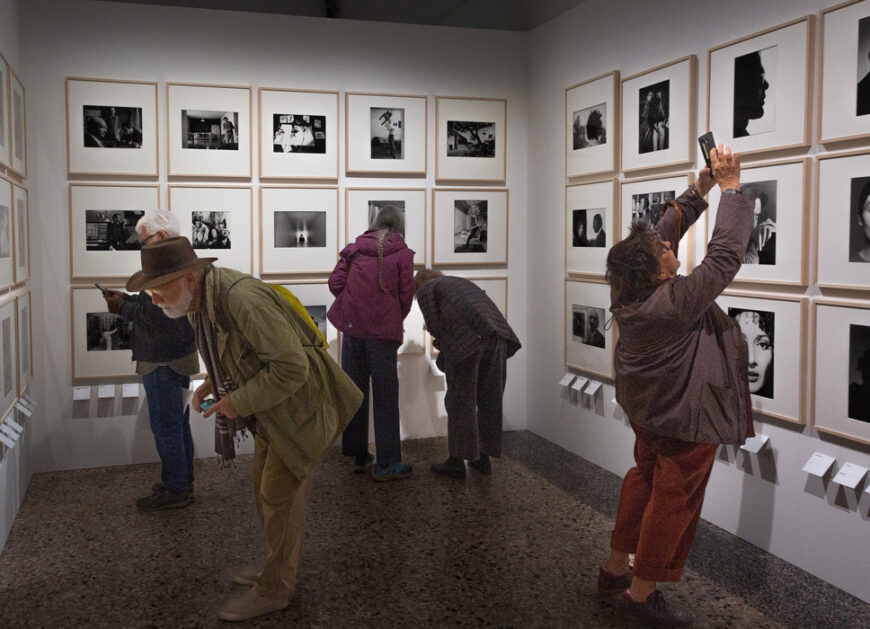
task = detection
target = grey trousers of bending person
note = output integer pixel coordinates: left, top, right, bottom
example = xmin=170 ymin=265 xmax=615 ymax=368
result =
xmin=444 ymin=335 xmax=508 ymax=460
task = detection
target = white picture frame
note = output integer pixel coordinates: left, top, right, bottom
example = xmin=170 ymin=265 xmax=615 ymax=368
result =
xmin=346 ymin=92 xmax=427 ymax=176
xmin=435 ymin=96 xmax=506 ymax=183
xmin=68 ymin=183 xmax=160 ymax=280
xmin=9 ymin=69 xmax=25 ymax=178
xmin=0 ymin=298 xmax=16 ymax=419
xmin=707 ymin=16 xmax=814 ymax=158
xmin=0 ymin=53 xmax=10 ymax=171
xmin=812 ymin=299 xmax=870 ymax=445
xmin=717 ymin=291 xmax=806 ymax=425
xmin=259 ymin=186 xmax=339 ymax=276
xmin=431 ymin=188 xmax=508 ymax=267
xmin=565 ymin=178 xmax=617 ymax=278
xmin=168 ymin=185 xmax=253 ymax=274
xmin=621 ymin=56 xmax=697 ymax=173
xmin=259 ymin=87 xmax=339 ymax=180
xmin=12 ymin=183 xmax=28 ymax=284
xmin=816 ymin=149 xmax=870 ymax=290
xmin=167 ymin=82 xmax=252 ymax=178
xmin=566 ymin=71 xmax=619 ymax=178
xmin=565 ymin=278 xmax=614 ymax=379
xmin=15 ymin=291 xmax=31 ymax=395
xmin=0 ymin=176 xmax=14 ymax=290
xmin=345 ymin=187 xmax=426 ymax=267
xmin=707 ymin=158 xmax=809 ymax=286
xmin=71 ymin=285 xmax=137 ymax=381
xmin=271 ymin=281 xmax=340 ymax=364
xmin=65 ymin=77 xmax=158 ymax=177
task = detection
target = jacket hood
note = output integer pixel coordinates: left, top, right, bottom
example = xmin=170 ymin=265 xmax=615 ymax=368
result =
xmin=354 ymin=230 xmax=407 ymax=256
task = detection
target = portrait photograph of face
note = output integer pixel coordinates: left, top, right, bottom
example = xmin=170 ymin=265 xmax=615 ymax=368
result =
xmin=573 ymin=103 xmax=606 ymax=150
xmin=848 ymin=324 xmax=870 ymax=423
xmin=740 ymin=179 xmax=777 ymax=265
xmin=572 ymin=209 xmax=606 ymax=248
xmin=733 ymin=46 xmax=776 ymax=137
xmin=638 ymin=79 xmax=669 ymax=154
xmin=729 ymin=307 xmax=774 ymax=399
xmin=850 ymin=175 xmax=870 ymax=262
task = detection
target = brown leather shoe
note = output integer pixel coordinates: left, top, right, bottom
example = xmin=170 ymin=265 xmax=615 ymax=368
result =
xmin=597 ymin=566 xmax=632 ymax=596
xmin=217 ymin=587 xmax=288 ymax=622
xmin=622 ymin=590 xmax=694 ymax=628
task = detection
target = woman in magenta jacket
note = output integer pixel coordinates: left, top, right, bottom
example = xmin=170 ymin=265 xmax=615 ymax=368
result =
xmin=327 ymin=205 xmax=415 ymax=480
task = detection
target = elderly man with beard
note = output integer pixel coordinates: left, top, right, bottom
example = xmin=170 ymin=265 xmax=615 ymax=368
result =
xmin=126 ymin=237 xmax=362 ymax=622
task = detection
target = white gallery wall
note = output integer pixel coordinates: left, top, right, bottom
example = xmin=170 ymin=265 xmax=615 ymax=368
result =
xmin=527 ymin=0 xmax=870 ymax=604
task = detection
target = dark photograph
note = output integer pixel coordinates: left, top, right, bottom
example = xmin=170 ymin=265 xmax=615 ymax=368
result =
xmin=86 ymin=312 xmax=133 ymax=351
xmin=370 ymin=108 xmax=404 ymax=159
xmin=273 ymin=113 xmax=326 ymax=153
xmin=454 ymin=200 xmax=487 ymax=253
xmin=0 ymin=205 xmax=9 ymax=259
xmin=631 ymin=190 xmax=675 ymax=226
xmin=849 ymin=176 xmax=870 ymax=262
xmin=86 ymin=210 xmax=144 ymax=251
xmin=306 ymin=305 xmax=328 ymax=340
xmin=741 ymin=179 xmax=777 ymax=265
xmin=82 ymin=105 xmax=143 ymax=148
xmin=368 ymin=201 xmax=406 ymax=239
xmin=572 ymin=304 xmax=605 ymax=348
xmin=192 ymin=211 xmax=231 ymax=250
xmin=573 ymin=103 xmax=606 ymax=150
xmin=447 ymin=121 xmax=496 ymax=157
xmin=274 ymin=211 xmax=327 ymax=248
xmin=2 ymin=317 xmax=10 ymax=397
xmin=733 ymin=46 xmax=776 ymax=138
xmin=572 ymin=209 xmax=606 ymax=247
xmin=182 ymin=110 xmax=238 ymax=150
xmin=857 ymin=16 xmax=870 ymax=116
xmin=638 ymin=80 xmax=669 ymax=154
xmin=848 ymin=323 xmax=870 ymax=423
xmin=729 ymin=307 xmax=774 ymax=399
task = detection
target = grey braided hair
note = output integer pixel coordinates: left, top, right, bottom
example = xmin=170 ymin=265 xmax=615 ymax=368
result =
xmin=373 ymin=205 xmax=404 ymax=292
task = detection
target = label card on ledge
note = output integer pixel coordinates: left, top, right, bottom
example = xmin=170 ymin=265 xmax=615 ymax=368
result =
xmin=0 ymin=432 xmax=15 ymax=448
xmin=832 ymin=462 xmax=868 ymax=490
xmin=570 ymin=377 xmax=588 ymax=392
xmin=14 ymin=401 xmax=32 ymax=417
xmin=559 ymin=373 xmax=576 ymax=388
xmin=97 ymin=384 xmax=115 ymax=399
xmin=19 ymin=395 xmax=35 ymax=410
xmin=73 ymin=386 xmax=91 ymax=401
xmin=0 ymin=424 xmax=19 ymax=440
xmin=739 ymin=434 xmax=770 ymax=454
xmin=802 ymin=452 xmax=836 ymax=477
xmin=5 ymin=417 xmax=23 ymax=433
xmin=122 ymin=383 xmax=140 ymax=398
xmin=585 ymin=381 xmax=602 ymax=397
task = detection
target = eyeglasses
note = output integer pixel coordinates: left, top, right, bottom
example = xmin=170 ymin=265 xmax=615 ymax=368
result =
xmin=142 ymin=233 xmax=160 ymax=245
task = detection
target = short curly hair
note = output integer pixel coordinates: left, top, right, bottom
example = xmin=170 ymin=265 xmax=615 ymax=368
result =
xmin=605 ymin=222 xmax=662 ymax=307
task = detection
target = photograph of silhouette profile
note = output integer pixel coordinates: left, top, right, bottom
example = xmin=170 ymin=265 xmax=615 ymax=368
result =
xmin=733 ymin=46 xmax=776 ymax=137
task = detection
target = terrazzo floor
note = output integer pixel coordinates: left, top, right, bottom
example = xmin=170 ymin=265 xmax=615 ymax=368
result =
xmin=0 ymin=431 xmax=867 ymax=628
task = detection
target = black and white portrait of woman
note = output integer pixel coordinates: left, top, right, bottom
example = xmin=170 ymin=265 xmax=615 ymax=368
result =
xmin=848 ymin=324 xmax=870 ymax=423
xmin=729 ymin=307 xmax=775 ymax=399
xmin=850 ymin=176 xmax=870 ymax=262
xmin=733 ymin=46 xmax=776 ymax=137
xmin=740 ymin=180 xmax=776 ymax=265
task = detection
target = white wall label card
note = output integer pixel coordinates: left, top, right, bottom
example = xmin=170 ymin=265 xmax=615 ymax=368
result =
xmin=97 ymin=385 xmax=115 ymax=399
xmin=73 ymin=386 xmax=91 ymax=401
xmin=832 ymin=463 xmax=868 ymax=490
xmin=122 ymin=383 xmax=140 ymax=398
xmin=0 ymin=432 xmax=15 ymax=448
xmin=739 ymin=434 xmax=770 ymax=454
xmin=13 ymin=402 xmax=31 ymax=417
xmin=5 ymin=417 xmax=23 ymax=433
xmin=22 ymin=394 xmax=36 ymax=408
xmin=802 ymin=452 xmax=835 ymax=477
xmin=559 ymin=373 xmax=576 ymax=388
xmin=0 ymin=424 xmax=18 ymax=440
xmin=585 ymin=381 xmax=603 ymax=396
xmin=571 ymin=377 xmax=588 ymax=392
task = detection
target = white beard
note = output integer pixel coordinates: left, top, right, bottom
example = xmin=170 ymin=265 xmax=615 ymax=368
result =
xmin=158 ymin=281 xmax=194 ymax=319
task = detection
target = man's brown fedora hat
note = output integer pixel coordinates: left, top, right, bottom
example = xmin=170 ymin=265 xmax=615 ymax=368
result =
xmin=126 ymin=236 xmax=216 ymax=292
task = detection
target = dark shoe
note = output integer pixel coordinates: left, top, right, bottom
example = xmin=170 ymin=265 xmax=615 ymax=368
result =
xmin=622 ymin=590 xmax=694 ymax=628
xmin=597 ymin=566 xmax=632 ymax=597
xmin=467 ymin=453 xmax=492 ymax=475
xmin=136 ymin=486 xmax=193 ymax=512
xmin=371 ymin=462 xmax=413 ymax=482
xmin=353 ymin=453 xmax=374 ymax=474
xmin=152 ymin=481 xmax=195 ymax=496
xmin=430 ymin=457 xmax=466 ymax=479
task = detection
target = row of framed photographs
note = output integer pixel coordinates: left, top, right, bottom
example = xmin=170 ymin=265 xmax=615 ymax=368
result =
xmin=70 ymin=276 xmax=508 ymax=382
xmin=0 ymin=174 xmax=30 ymax=288
xmin=564 ymin=278 xmax=870 ymax=446
xmin=66 ymin=78 xmax=507 ymax=182
xmin=566 ymin=150 xmax=870 ymax=292
xmin=68 ymin=184 xmax=509 ymax=280
xmin=567 ymin=3 xmax=870 ymax=178
xmin=0 ymin=49 xmax=27 ymax=179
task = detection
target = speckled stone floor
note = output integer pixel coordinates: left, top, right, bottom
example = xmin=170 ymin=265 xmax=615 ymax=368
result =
xmin=0 ymin=432 xmax=866 ymax=628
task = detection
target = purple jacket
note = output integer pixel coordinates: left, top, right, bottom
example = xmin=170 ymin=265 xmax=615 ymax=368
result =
xmin=327 ymin=230 xmax=414 ymax=343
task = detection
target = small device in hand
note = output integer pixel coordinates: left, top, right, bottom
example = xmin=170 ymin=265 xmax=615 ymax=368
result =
xmin=94 ymin=283 xmax=108 ymax=295
xmin=199 ymin=399 xmax=217 ymax=412
xmin=698 ymin=132 xmax=716 ymax=170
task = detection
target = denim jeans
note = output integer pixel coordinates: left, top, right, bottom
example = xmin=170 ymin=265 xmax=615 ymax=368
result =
xmin=142 ymin=366 xmax=194 ymax=495
xmin=340 ymin=336 xmax=402 ymax=465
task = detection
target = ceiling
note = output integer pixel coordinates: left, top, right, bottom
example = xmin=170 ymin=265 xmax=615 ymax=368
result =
xmin=104 ymin=0 xmax=587 ymax=31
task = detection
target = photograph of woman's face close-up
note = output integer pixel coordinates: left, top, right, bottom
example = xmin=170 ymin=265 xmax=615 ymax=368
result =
xmin=730 ymin=308 xmax=775 ymax=399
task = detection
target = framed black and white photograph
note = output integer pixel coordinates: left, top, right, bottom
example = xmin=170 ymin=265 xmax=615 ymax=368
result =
xmin=0 ymin=298 xmax=16 ymax=420
xmin=813 ymin=300 xmax=870 ymax=444
xmin=259 ymin=88 xmax=338 ymax=180
xmin=564 ymin=279 xmax=614 ymax=379
xmin=169 ymin=185 xmax=252 ymax=273
xmin=346 ymin=92 xmax=427 ymax=176
xmin=565 ymin=179 xmax=616 ymax=278
xmin=0 ymin=176 xmax=13 ymax=291
xmin=345 ymin=188 xmax=426 ymax=266
xmin=66 ymin=77 xmax=158 ymax=177
xmin=436 ymin=96 xmax=506 ymax=182
xmin=566 ymin=71 xmax=619 ymax=178
xmin=12 ymin=183 xmax=28 ymax=285
xmin=167 ymin=82 xmax=251 ymax=177
xmin=16 ymin=291 xmax=31 ymax=395
xmin=270 ymin=281 xmax=340 ymax=363
xmin=431 ymin=188 xmax=508 ymax=267
xmin=707 ymin=158 xmax=808 ymax=286
xmin=260 ymin=186 xmax=338 ymax=275
xmin=621 ymin=56 xmax=696 ymax=173
xmin=68 ymin=183 xmax=159 ymax=280
xmin=9 ymin=68 xmax=25 ymax=179
xmin=707 ymin=16 xmax=814 ymax=157
xmin=717 ymin=292 xmax=806 ymax=424
xmin=71 ymin=286 xmax=137 ymax=381
xmin=816 ymin=149 xmax=870 ymax=290
xmin=819 ymin=0 xmax=870 ymax=143
xmin=0 ymin=53 xmax=9 ymax=171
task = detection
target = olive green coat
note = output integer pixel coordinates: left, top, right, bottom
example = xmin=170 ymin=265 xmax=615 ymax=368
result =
xmin=197 ymin=267 xmax=363 ymax=479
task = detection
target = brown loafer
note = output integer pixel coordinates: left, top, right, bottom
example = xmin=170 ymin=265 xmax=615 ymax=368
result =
xmin=622 ymin=590 xmax=694 ymax=628
xmin=217 ymin=587 xmax=288 ymax=622
xmin=597 ymin=566 xmax=632 ymax=597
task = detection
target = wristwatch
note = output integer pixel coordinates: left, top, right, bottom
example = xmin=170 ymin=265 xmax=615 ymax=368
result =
xmin=723 ymin=188 xmax=741 ymax=195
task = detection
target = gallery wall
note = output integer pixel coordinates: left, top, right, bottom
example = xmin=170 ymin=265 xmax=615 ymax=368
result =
xmin=526 ymin=0 xmax=870 ymax=603
xmin=19 ymin=0 xmax=529 ymax=471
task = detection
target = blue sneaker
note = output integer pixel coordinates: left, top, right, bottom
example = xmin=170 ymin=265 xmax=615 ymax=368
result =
xmin=371 ymin=462 xmax=413 ymax=482
xmin=353 ymin=453 xmax=374 ymax=474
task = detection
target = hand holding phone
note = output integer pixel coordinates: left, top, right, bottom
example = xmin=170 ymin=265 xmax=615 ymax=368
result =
xmin=95 ymin=283 xmax=108 ymax=295
xmin=199 ymin=399 xmax=217 ymax=413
